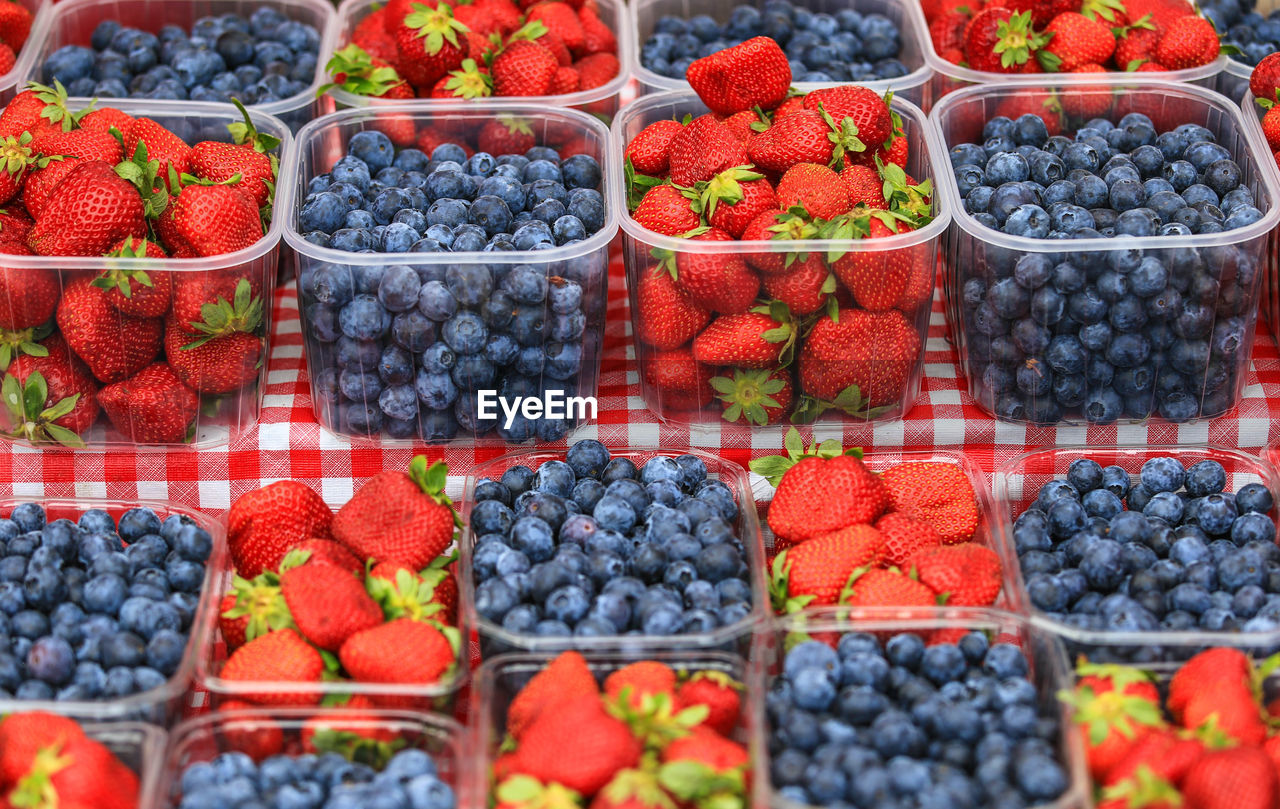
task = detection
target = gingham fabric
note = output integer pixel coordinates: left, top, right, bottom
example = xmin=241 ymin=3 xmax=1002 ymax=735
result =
xmin=2 ymin=256 xmax=1279 ymax=513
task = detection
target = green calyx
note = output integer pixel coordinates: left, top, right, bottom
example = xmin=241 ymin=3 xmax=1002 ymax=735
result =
xmin=816 ymin=103 xmax=865 ymax=168
xmin=365 ymin=565 xmax=447 ymax=622
xmin=607 ymin=688 xmax=708 ymax=751
xmin=407 ymin=455 xmax=464 ymax=529
xmin=993 ymin=11 xmax=1048 ymax=69
xmin=404 ymin=3 xmax=470 ymax=54
xmin=710 ymin=368 xmax=785 ymax=427
xmin=227 ymin=98 xmax=282 ymax=154
xmin=791 ymin=383 xmax=894 ymax=425
xmin=748 ymin=426 xmax=863 ymax=486
xmin=26 ymin=80 xmax=78 ymax=133
xmin=0 ymin=370 xmax=84 ymax=449
xmin=693 ymin=165 xmax=764 ymax=219
xmin=93 ymin=245 xmax=157 ymax=300
xmin=320 ymin=45 xmax=405 ymax=97
xmin=657 ymin=760 xmax=745 ymax=809
xmin=309 ymin=726 xmax=406 ymax=768
xmin=11 ymin=743 xmax=72 ymax=808
xmin=624 ymin=158 xmax=666 ymax=211
xmin=114 ymin=139 xmax=169 ymax=219
xmin=0 ymin=323 xmax=51 ymax=371
xmin=443 ymin=59 xmax=493 ymax=99
xmin=181 ymin=278 xmax=263 ymax=349
xmin=878 ymin=156 xmax=934 ymax=226
xmin=221 ymin=570 xmax=294 ymax=642
xmin=495 ymin=776 xmax=582 ymax=809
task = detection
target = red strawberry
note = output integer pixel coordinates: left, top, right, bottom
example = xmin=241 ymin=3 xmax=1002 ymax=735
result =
xmin=1097 ymin=769 xmax=1184 ymax=809
xmin=123 ymin=118 xmax=190 ymax=188
xmin=30 ymin=128 xmax=122 ymax=164
xmin=0 ymin=83 xmax=67 ymax=140
xmin=77 ymin=107 xmax=136 ymax=136
xmin=747 ymin=109 xmax=835 ymax=173
xmin=163 ymin=280 xmax=262 ymax=394
xmin=841 ymin=566 xmax=938 ymax=608
xmin=590 ymin=770 xmax=676 ymax=809
xmin=515 ymin=694 xmax=643 ymax=794
xmin=96 ymin=363 xmax=198 ymax=443
xmin=28 ymin=160 xmax=146 ymax=257
xmin=321 ymin=46 xmax=417 ymax=146
xmin=670 ymin=229 xmax=759 ymax=314
xmin=10 ymin=733 xmax=139 ymax=809
xmin=691 ymin=310 xmax=790 ymax=368
xmin=394 ymin=2 xmax=470 ymax=90
xmin=216 ymin=700 xmax=285 ymax=760
xmin=1154 ymin=14 xmax=1219 ymax=69
xmin=770 ymin=524 xmax=885 ymax=610
xmin=1182 ymin=748 xmax=1280 ymax=809
xmin=331 ymin=456 xmax=460 ymax=570
xmin=3 ymin=336 xmax=99 ymax=446
xmin=803 ymin=86 xmax=893 ymax=155
xmin=641 ymin=348 xmax=714 ymax=411
xmin=165 ymin=183 xmax=262 ymax=257
xmin=798 ymin=308 xmax=920 ymax=410
xmin=1076 ymin=661 xmax=1160 ymax=704
xmin=841 ymin=164 xmax=888 ymax=209
xmin=906 ymin=544 xmax=1002 ymax=606
xmin=1168 ymin=649 xmax=1252 ymax=722
xmin=0 ymin=2 xmax=30 ymax=51
xmin=188 ymin=139 xmax=277 ymax=210
xmin=686 ymin=36 xmax=790 ymax=116
xmin=713 ymin=367 xmax=793 ymax=425
xmin=479 ymin=116 xmax=538 ymax=155
xmin=930 ymin=11 xmax=971 ymax=53
xmin=776 ymin=163 xmax=850 ymax=220
xmin=1059 ymin=67 xmax=1114 ymax=118
xmin=547 ymin=65 xmax=579 ymax=94
xmin=339 ymin=618 xmax=458 ymax=694
xmin=1114 ymin=23 xmax=1160 ymax=69
xmin=352 ymin=8 xmax=399 ymax=60
xmin=667 ymin=115 xmax=749 ymax=186
xmin=761 ymin=255 xmax=834 ymax=316
xmin=508 ymin=650 xmax=599 ymax=739
xmin=635 ymin=269 xmax=710 ymax=350
xmin=879 ymin=462 xmax=980 ymax=544
xmin=1102 ymin=728 xmax=1205 ymax=788
xmin=0 ymin=712 xmax=85 ymax=785
xmin=827 ymin=212 xmax=919 ymax=312
xmin=0 ymin=245 xmax=55 ymax=331
xmin=367 ymin=555 xmax=458 ymax=623
xmin=1121 ymin=0 xmax=1195 ymax=33
xmin=631 ymin=184 xmax=699 ymax=237
xmin=536 ymin=29 xmax=573 ymax=66
xmin=702 ymin=170 xmax=776 ymax=239
xmin=604 ymin=660 xmax=676 ymax=708
xmin=1263 ymin=105 xmax=1280 ymax=153
xmin=661 ymin=725 xmax=748 ymax=772
xmin=227 ymin=480 xmax=333 ymax=579
xmin=93 ymin=239 xmax=171 ymax=318
xmin=219 ymin=628 xmax=326 ymax=706
xmin=528 ymin=2 xmax=584 ymax=51
xmin=964 ymin=8 xmax=1045 ymax=73
xmin=676 ymin=671 xmax=741 ymax=736
xmin=1039 ymin=12 xmax=1115 ymax=71
xmin=625 ymin=119 xmax=684 ymax=176
xmin=1181 ymin=680 xmax=1268 ymax=745
xmin=279 ymin=550 xmax=383 ymax=652
xmin=578 ymin=6 xmax=616 ymax=54
xmin=491 ymin=39 xmax=558 ymax=96
xmin=218 ymin=570 xmax=292 ymax=651
xmin=876 ymin=512 xmax=942 ymax=567
xmin=55 ymin=279 xmax=162 ymax=384
xmin=20 ymin=154 xmax=80 ymax=219
xmin=741 ymin=209 xmax=817 ymax=275
xmin=1253 ymin=52 xmax=1280 ymax=104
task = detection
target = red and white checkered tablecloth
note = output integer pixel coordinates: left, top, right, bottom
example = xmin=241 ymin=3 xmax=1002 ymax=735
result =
xmin=2 ymin=254 xmax=1279 ymax=514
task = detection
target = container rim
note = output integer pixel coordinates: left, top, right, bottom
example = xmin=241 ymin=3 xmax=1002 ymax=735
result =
xmin=0 ymin=496 xmax=227 ymax=720
xmin=992 ymin=443 xmax=1280 ymax=648
xmin=280 ymin=101 xmax=620 ymax=265
xmin=323 ymin=0 xmax=633 ymax=111
xmin=457 ymin=445 xmax=770 ymax=655
xmin=26 ymin=0 xmax=339 ymax=120
xmin=626 ymin=0 xmax=933 ymax=98
xmin=609 ymin=89 xmax=952 ymax=253
xmin=928 ymin=77 xmax=1280 ymax=253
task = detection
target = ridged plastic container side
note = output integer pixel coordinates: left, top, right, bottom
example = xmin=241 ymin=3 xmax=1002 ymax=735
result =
xmin=87 ymin=721 xmax=169 ymax=809
xmin=1238 ymin=84 xmax=1280 ymax=356
xmin=611 ymin=90 xmax=949 ymax=427
xmin=155 ymin=709 xmax=468 ymax=809
xmin=760 ymin=608 xmax=1090 ymax=809
xmin=0 ymin=98 xmax=290 ymax=450
xmin=322 ymin=0 xmax=632 ymax=121
xmin=749 ymin=448 xmax=1016 ymax=610
xmin=628 ymin=0 xmax=933 ymax=108
xmin=471 ymin=650 xmax=763 ymax=809
xmin=0 ymin=497 xmax=226 ymax=725
xmin=931 ymin=79 xmax=1280 ymax=426
xmin=281 ymin=103 xmax=616 ymax=445
xmin=459 ymin=447 xmax=768 ymax=659
xmin=993 ymin=445 xmax=1280 ymax=664
xmin=0 ymin=0 xmax=50 ymax=103
xmin=23 ymin=0 xmax=336 ymax=132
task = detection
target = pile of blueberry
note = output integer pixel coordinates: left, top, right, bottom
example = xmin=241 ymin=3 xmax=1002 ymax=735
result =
xmin=1012 ymin=456 xmax=1280 ymax=658
xmin=299 ymin=133 xmax=607 ymax=254
xmin=642 ymin=1 xmax=908 ymax=83
xmin=177 ymin=748 xmax=454 ymax=809
xmin=469 ymin=442 xmax=755 ymax=643
xmin=0 ymin=504 xmax=212 ymax=702
xmin=951 ymin=112 xmax=1264 ymax=239
xmin=1200 ymin=0 xmax=1280 ymax=66
xmin=41 ymin=9 xmax=320 ymax=104
xmin=768 ymin=632 xmax=1070 ymax=809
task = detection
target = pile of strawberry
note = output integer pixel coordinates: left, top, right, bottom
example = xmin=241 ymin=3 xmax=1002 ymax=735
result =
xmin=925 ymin=0 xmax=1222 ymax=75
xmin=0 ymin=84 xmax=279 ymax=446
xmin=0 ymin=712 xmax=140 ymax=809
xmin=624 ymin=37 xmax=936 ymax=425
xmin=0 ymin=0 xmax=30 ymax=75
xmin=326 ymin=0 xmax=619 ymax=106
xmin=490 ymin=652 xmax=750 ymax=809
xmin=1251 ymin=54 xmax=1280 ymax=174
xmin=752 ymin=429 xmax=1001 ymax=614
xmin=1066 ymin=649 xmax=1280 ymax=809
xmin=214 ymin=457 xmax=463 ymax=707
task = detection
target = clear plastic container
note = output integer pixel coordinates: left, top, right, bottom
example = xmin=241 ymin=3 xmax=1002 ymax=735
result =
xmin=749 ymin=448 xmax=1017 ymax=610
xmin=931 ymin=78 xmax=1280 ymax=426
xmin=612 ymin=89 xmax=949 ymax=427
xmin=23 ymin=0 xmax=336 ymax=132
xmin=1239 ymin=85 xmax=1280 ymax=352
xmin=459 ymin=447 xmax=768 ymax=659
xmin=280 ymin=102 xmax=615 ymax=445
xmin=323 ymin=0 xmax=632 ymax=121
xmin=0 ymin=496 xmax=226 ymax=725
xmin=993 ymin=445 xmax=1280 ymax=664
xmin=156 ymin=708 xmax=468 ymax=809
xmin=0 ymin=98 xmax=289 ymax=450
xmin=761 ymin=607 xmax=1090 ymax=809
xmin=0 ymin=0 xmax=50 ymax=103
xmin=628 ymin=0 xmax=933 ymax=108
xmin=86 ymin=721 xmax=169 ymax=809
xmin=470 ymin=650 xmax=760 ymax=809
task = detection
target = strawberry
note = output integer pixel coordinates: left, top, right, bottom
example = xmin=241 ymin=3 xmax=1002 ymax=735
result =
xmin=280 ymin=550 xmax=383 ymax=652
xmin=1121 ymin=0 xmax=1195 ymax=33
xmin=803 ymin=86 xmax=892 ymax=155
xmin=668 ymin=229 xmax=759 ymax=314
xmin=30 ymin=128 xmax=122 ymax=164
xmin=188 ymin=119 xmax=278 ymax=209
xmin=0 ymin=83 xmax=67 ymax=140
xmin=77 ymin=107 xmax=135 ymax=136
xmin=394 ymin=2 xmax=470 ymax=90
xmin=1168 ymin=647 xmax=1252 ymax=719
xmin=692 ymin=310 xmax=791 ymax=368
xmin=797 ymin=308 xmax=920 ymax=410
xmin=747 ymin=109 xmax=836 ymax=173
xmin=590 ymin=769 xmax=674 ymax=809
xmin=841 ymin=566 xmax=938 ymax=608
xmin=906 ymin=543 xmax=1002 ymax=606
xmin=632 ymin=184 xmax=699 ymax=237
xmin=661 ymin=725 xmax=748 ymax=772
xmin=964 ymin=9 xmax=1046 ymax=72
xmin=578 ymin=7 xmax=616 ymax=55
xmin=876 ymin=512 xmax=942 ymax=567
xmin=1253 ymin=52 xmax=1280 ymax=104
xmin=700 ymin=169 xmax=776 ymax=239
xmin=536 ymin=29 xmax=573 ymax=66
xmin=841 ymin=164 xmax=888 ymax=208
xmin=528 ymin=3 xmax=584 ymax=51
xmin=216 ymin=700 xmax=285 ymax=760
xmin=575 ymin=52 xmax=619 ymax=89
xmin=604 ymin=661 xmax=676 ymax=708
xmin=227 ymin=480 xmax=333 ymax=578
xmin=0 ymin=247 xmax=55 ymax=331
xmin=0 ymin=133 xmax=38 ymax=207
xmin=492 ymin=39 xmax=559 ymax=96
xmin=1058 ymin=67 xmax=1114 ymax=118
xmin=625 ymin=119 xmax=684 ymax=177
xmin=0 ymin=1 xmax=30 ymax=50
xmin=1114 ymin=23 xmax=1160 ymax=69
xmin=772 ymin=95 xmax=806 ymax=122
xmin=218 ymin=570 xmax=292 ymax=651
xmin=123 ymin=118 xmax=190 ymax=189
xmin=219 ymin=628 xmax=326 ymax=706
xmin=0 ymin=712 xmax=85 ymax=785
xmin=367 ymin=556 xmax=458 ymax=624
xmin=776 ymin=163 xmax=850 ymax=220
xmin=164 ymin=280 xmax=262 ymax=394
xmin=28 ymin=161 xmax=146 ymax=257
xmin=353 ymin=8 xmax=399 ymax=60
xmin=641 ymin=348 xmax=714 ymax=411
xmin=299 ymin=695 xmax=402 ymax=763
xmin=1181 ymin=680 xmax=1268 ymax=745
xmin=1097 ymin=768 xmax=1184 ymax=809
xmin=1263 ymin=105 xmax=1280 ymax=152
xmin=96 ymin=362 xmax=198 ymax=443
xmin=339 ymin=618 xmax=458 ymax=693
xmin=687 ymin=36 xmax=790 ymax=116
xmin=993 ymin=89 xmax=1063 ymax=136
xmin=166 ymin=182 xmax=263 ymax=257
xmin=1153 ymin=15 xmax=1219 ymax=69
xmin=826 ymin=212 xmax=919 ymax=311
xmin=1062 ymin=684 xmax=1165 ymax=781
xmin=55 ymin=279 xmax=162 ymax=384
xmin=508 ymin=650 xmax=600 ymax=739
xmin=761 ymin=255 xmax=834 ymax=316
xmin=1075 ymin=661 xmax=1160 ymax=704
xmin=713 ymin=367 xmax=792 ymax=425
xmin=1182 ymin=747 xmax=1280 ymax=809
xmin=879 ymin=462 xmax=980 ymax=544
xmin=547 ymin=65 xmax=579 ymax=94
xmin=480 ymin=116 xmax=538 ymax=155
xmin=635 ymin=269 xmax=710 ymax=350
xmin=743 ymin=209 xmax=818 ymax=275
xmin=320 ymin=46 xmax=417 ymax=146
xmin=1102 ymin=729 xmax=1205 ymax=789
xmin=722 ymin=110 xmax=759 ymax=145
xmin=667 ymin=115 xmax=749 ymax=186
xmin=20 ymin=155 xmax=80 ymax=219
xmin=10 ymin=733 xmax=138 ymax=809
xmin=676 ymin=671 xmax=741 ymax=736
xmin=332 ymin=456 xmax=461 ymax=570
xmin=770 ymin=524 xmax=885 ymax=610
xmin=930 ymin=11 xmax=971 ymax=53
xmin=514 ymin=693 xmax=643 ymax=795
xmin=1039 ymin=12 xmax=1115 ymax=71
xmin=93 ymin=239 xmax=170 ymax=321
xmin=3 ymin=337 xmax=99 ymax=446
